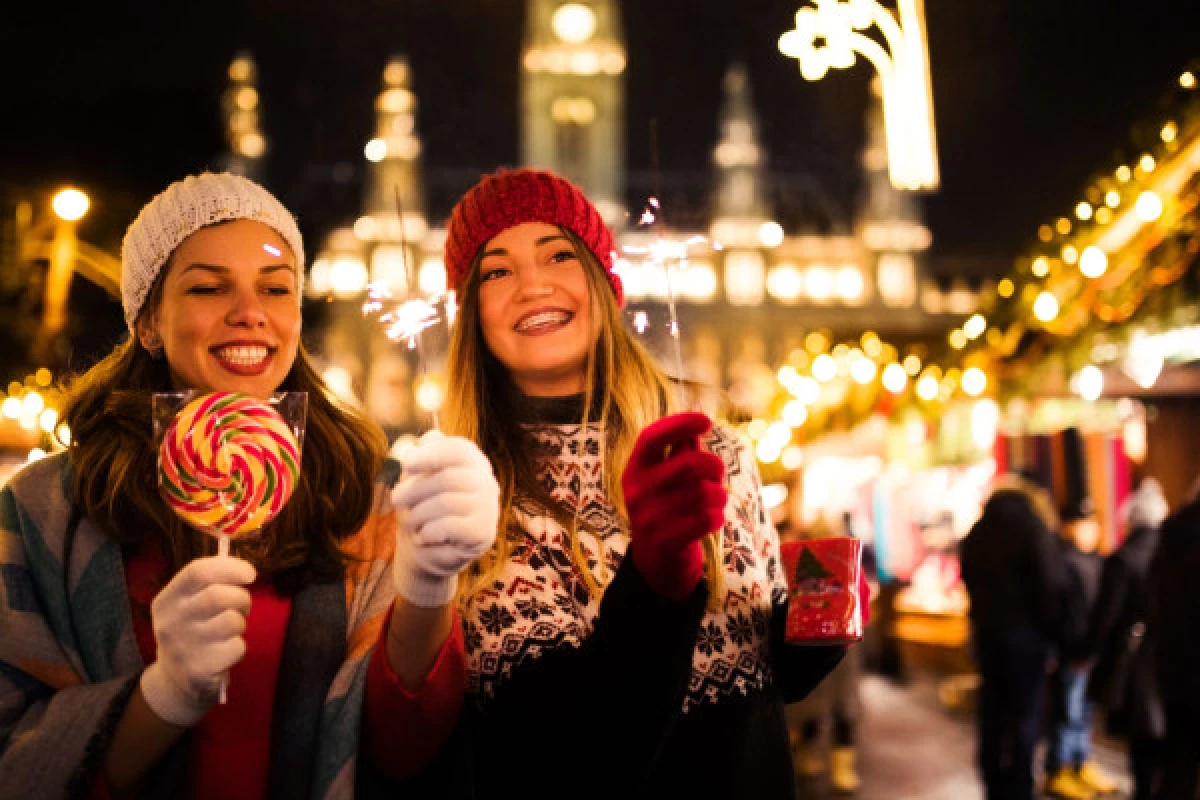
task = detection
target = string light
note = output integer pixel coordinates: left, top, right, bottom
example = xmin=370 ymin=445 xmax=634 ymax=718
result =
xmin=1079 ymin=246 xmax=1108 ymax=278
xmin=1033 ymin=291 xmax=1060 ymax=322
xmin=961 ymin=367 xmax=987 ymax=397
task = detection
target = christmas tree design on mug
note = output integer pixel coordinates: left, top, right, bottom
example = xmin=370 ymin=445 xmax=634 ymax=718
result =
xmin=781 ymin=538 xmax=862 ymax=643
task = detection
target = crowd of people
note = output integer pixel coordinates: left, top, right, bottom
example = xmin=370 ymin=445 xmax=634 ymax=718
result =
xmin=962 ymin=470 xmax=1200 ymax=800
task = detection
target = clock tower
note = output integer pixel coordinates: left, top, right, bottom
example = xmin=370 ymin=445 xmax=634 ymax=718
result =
xmin=521 ymin=1 xmax=626 ymax=224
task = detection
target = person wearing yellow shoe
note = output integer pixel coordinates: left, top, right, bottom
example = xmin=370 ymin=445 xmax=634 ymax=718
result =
xmin=1076 ymin=760 xmax=1118 ymax=793
xmin=1044 ymin=766 xmax=1097 ymax=800
xmin=1046 ymin=495 xmax=1112 ymax=796
xmin=830 ymin=744 xmax=862 ymax=793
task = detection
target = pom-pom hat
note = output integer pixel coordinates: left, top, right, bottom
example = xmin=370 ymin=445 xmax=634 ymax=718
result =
xmin=443 ymin=168 xmax=623 ymax=306
xmin=120 ymin=172 xmax=305 ymax=333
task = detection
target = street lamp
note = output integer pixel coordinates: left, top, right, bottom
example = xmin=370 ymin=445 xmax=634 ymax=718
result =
xmin=41 ymin=187 xmax=90 ymax=343
xmin=779 ymin=0 xmax=939 ymax=191
xmin=51 ymin=188 xmax=89 ymax=222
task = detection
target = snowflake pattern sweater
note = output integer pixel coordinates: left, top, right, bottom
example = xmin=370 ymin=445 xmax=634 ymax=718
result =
xmin=460 ymin=397 xmax=844 ymax=799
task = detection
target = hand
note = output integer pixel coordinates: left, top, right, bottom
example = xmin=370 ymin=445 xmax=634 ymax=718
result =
xmin=622 ymin=412 xmax=727 ymax=601
xmin=139 ymin=556 xmax=255 ymax=727
xmin=391 ymin=430 xmax=500 ymax=607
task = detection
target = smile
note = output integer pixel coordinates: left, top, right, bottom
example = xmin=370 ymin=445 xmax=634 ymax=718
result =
xmin=514 ymin=309 xmax=574 ymax=334
xmin=211 ymin=344 xmax=274 ymax=374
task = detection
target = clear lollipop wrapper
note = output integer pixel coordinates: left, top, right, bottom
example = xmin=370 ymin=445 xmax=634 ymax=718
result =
xmin=780 ymin=537 xmax=864 ymax=644
xmin=153 ymin=390 xmax=307 ymax=701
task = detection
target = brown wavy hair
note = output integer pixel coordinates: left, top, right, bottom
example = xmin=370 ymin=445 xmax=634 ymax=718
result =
xmin=61 ymin=268 xmax=387 ymax=592
xmin=442 ymin=228 xmax=723 ymax=606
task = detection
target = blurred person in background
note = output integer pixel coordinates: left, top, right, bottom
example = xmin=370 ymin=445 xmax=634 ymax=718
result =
xmin=1045 ymin=496 xmax=1117 ymax=799
xmin=960 ymin=476 xmax=1064 ymax=800
xmin=1151 ymin=475 xmax=1200 ymax=799
xmin=1077 ymin=477 xmax=1168 ymax=800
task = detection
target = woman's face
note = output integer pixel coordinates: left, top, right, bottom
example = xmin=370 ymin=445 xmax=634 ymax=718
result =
xmin=476 ymin=222 xmax=599 ymax=396
xmin=138 ymin=219 xmax=301 ymax=400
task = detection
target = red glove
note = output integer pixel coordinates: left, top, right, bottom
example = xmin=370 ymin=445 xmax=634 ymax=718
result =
xmin=622 ymin=412 xmax=728 ymax=601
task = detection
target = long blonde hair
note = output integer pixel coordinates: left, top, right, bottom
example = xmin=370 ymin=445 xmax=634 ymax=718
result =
xmin=442 ymin=229 xmax=723 ymax=606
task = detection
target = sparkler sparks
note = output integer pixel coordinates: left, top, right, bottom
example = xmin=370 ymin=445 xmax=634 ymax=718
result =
xmin=622 ymin=195 xmax=715 ymax=394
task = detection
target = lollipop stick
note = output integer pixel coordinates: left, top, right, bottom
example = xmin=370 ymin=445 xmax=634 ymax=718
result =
xmin=217 ymin=533 xmax=230 ymax=705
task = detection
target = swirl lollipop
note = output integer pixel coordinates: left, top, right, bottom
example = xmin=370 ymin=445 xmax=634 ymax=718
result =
xmin=158 ymin=391 xmax=301 ymax=701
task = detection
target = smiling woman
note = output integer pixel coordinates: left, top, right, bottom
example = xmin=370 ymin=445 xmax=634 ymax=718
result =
xmin=428 ymin=168 xmax=846 ymax=799
xmin=136 ymin=219 xmax=302 ymax=400
xmin=0 ymin=173 xmax=479 ymax=799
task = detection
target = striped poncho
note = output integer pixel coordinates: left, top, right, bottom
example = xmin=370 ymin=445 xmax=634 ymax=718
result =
xmin=0 ymin=452 xmax=399 ymax=799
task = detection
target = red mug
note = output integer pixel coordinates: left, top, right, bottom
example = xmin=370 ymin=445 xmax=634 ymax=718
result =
xmin=780 ymin=537 xmax=863 ymax=644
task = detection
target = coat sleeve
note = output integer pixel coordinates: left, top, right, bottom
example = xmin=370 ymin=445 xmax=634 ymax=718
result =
xmin=1028 ymin=524 xmax=1066 ymax=639
xmin=1077 ymin=554 xmax=1129 ymax=662
xmin=768 ymin=604 xmax=847 ymax=704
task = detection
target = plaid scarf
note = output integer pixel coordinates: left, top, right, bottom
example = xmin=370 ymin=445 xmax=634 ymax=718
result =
xmin=0 ymin=452 xmax=398 ymax=799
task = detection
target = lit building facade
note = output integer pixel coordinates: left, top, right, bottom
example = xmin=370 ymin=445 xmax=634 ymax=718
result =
xmin=247 ymin=1 xmax=980 ymax=432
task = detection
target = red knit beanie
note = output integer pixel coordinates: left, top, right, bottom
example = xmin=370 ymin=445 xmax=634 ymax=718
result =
xmin=444 ymin=168 xmax=623 ymax=306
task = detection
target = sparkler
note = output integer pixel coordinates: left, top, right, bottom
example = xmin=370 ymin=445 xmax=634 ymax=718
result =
xmin=622 ymin=196 xmax=715 ymax=397
xmin=361 ymin=187 xmax=444 ymax=429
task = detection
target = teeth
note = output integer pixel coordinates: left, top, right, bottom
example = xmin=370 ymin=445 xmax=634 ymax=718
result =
xmin=516 ymin=311 xmax=571 ymax=332
xmin=216 ymin=346 xmax=269 ymax=366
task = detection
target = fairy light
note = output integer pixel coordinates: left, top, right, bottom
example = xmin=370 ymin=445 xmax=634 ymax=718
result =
xmin=782 ymin=400 xmax=808 ymax=427
xmin=961 ymin=367 xmax=987 ymax=397
xmin=1033 ymin=291 xmax=1060 ymax=323
xmin=1079 ymin=246 xmax=1108 ymax=278
xmin=1073 ymin=365 xmax=1105 ymax=402
xmin=850 ymin=357 xmax=877 ymax=385
xmin=797 ymin=376 xmax=822 ymax=405
xmin=1135 ymin=191 xmax=1163 ymax=222
xmin=916 ymin=374 xmax=939 ymax=401
xmin=963 ymin=314 xmax=987 ymax=340
xmin=882 ymin=362 xmax=908 ymax=393
xmin=812 ymin=353 xmax=837 ymax=383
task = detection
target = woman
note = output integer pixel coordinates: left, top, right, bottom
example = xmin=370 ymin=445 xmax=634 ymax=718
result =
xmin=0 ymin=173 xmax=496 ymax=798
xmin=960 ymin=475 xmax=1064 ymax=800
xmin=429 ymin=167 xmax=843 ymax=798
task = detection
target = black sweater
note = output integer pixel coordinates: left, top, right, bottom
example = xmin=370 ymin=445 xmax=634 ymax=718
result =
xmin=464 ymin=559 xmax=843 ymax=799
xmin=454 ymin=408 xmax=843 ymax=799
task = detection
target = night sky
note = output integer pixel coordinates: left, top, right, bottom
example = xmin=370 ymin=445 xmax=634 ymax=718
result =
xmin=3 ymin=0 xmax=1199 ymax=279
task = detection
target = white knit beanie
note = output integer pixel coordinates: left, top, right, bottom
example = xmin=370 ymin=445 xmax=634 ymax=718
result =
xmin=120 ymin=172 xmax=305 ymax=333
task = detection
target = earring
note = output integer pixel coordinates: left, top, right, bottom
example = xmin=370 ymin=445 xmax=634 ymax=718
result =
xmin=144 ymin=335 xmax=163 ymax=359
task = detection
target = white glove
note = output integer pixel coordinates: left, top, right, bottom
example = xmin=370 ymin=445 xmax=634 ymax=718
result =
xmin=139 ymin=556 xmax=255 ymax=726
xmin=391 ymin=430 xmax=500 ymax=607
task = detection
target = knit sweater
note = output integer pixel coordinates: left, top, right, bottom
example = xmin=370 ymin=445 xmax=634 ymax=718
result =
xmin=459 ymin=398 xmax=843 ymax=799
